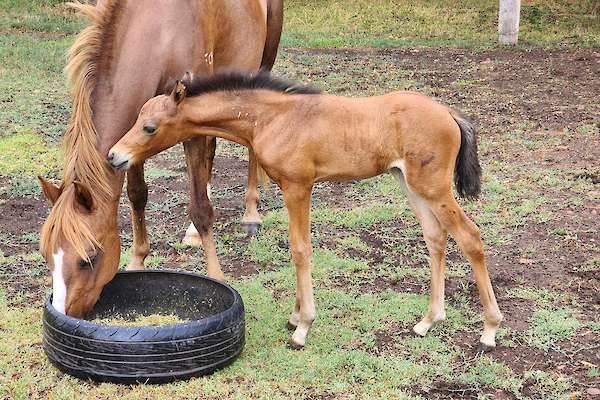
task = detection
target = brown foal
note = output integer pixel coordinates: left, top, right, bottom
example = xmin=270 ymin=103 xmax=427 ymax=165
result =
xmin=108 ymin=72 xmax=503 ymax=351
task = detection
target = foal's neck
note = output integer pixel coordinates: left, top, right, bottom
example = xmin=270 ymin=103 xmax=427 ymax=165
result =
xmin=181 ymin=90 xmax=296 ymax=145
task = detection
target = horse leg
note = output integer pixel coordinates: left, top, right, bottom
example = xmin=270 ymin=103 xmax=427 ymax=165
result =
xmin=428 ymin=194 xmax=503 ymax=351
xmin=282 ymin=183 xmax=315 ymax=348
xmin=391 ymin=168 xmax=448 ymax=335
xmin=126 ymin=162 xmax=149 ymax=270
xmin=241 ymin=149 xmax=262 ymax=235
xmin=183 ymin=137 xmax=225 ymax=281
xmin=182 ymin=137 xmax=217 ymax=246
xmin=286 ymin=297 xmax=301 ymax=331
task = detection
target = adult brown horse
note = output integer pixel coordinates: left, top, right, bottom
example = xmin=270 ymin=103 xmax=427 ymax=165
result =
xmin=38 ymin=0 xmax=283 ymax=317
xmin=108 ymin=72 xmax=503 ymax=351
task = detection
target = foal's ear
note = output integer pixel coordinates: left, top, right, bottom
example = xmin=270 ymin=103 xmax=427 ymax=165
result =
xmin=38 ymin=176 xmax=61 ymax=205
xmin=171 ymin=80 xmax=187 ymax=105
xmin=73 ymin=181 xmax=95 ymax=213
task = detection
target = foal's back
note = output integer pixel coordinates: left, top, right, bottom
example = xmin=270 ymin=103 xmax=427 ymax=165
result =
xmin=257 ymin=91 xmax=461 ymax=183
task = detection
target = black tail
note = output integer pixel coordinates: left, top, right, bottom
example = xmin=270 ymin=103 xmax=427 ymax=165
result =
xmin=450 ymin=111 xmax=482 ymax=199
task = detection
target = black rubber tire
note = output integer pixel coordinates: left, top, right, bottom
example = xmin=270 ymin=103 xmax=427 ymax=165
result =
xmin=42 ymin=270 xmax=245 ymax=384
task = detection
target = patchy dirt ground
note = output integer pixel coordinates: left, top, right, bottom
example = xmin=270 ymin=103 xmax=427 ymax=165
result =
xmin=1 ymin=47 xmax=599 ymax=398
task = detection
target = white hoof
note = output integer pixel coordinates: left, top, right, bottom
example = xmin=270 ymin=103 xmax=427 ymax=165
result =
xmin=413 ymin=321 xmax=431 ymax=337
xmin=182 ymin=223 xmax=202 ymax=247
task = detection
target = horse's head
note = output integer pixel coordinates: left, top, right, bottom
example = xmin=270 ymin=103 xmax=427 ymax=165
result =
xmin=108 ymin=82 xmax=189 ymax=171
xmin=38 ymin=177 xmax=120 ymax=317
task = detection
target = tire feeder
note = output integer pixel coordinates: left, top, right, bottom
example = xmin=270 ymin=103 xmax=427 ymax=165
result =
xmin=43 ymin=270 xmax=245 ymax=384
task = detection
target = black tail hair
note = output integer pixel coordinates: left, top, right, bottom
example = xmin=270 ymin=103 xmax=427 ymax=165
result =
xmin=450 ymin=111 xmax=482 ymax=199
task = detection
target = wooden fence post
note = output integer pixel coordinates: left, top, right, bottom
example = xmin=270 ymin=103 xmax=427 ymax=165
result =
xmin=498 ymin=0 xmax=521 ymax=45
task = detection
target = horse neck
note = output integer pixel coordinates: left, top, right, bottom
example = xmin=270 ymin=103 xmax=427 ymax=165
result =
xmin=181 ymin=90 xmax=298 ymax=145
xmin=89 ymin=23 xmax=166 ymax=198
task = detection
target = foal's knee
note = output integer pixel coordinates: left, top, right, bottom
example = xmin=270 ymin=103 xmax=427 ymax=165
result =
xmin=423 ymin=229 xmax=446 ymax=254
xmin=290 ymin=242 xmax=312 ymax=262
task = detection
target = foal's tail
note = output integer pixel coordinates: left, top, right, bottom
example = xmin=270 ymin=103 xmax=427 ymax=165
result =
xmin=449 ymin=110 xmax=482 ymax=199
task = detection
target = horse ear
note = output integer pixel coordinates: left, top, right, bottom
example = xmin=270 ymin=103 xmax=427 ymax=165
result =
xmin=171 ymin=80 xmax=187 ymax=105
xmin=38 ymin=176 xmax=61 ymax=205
xmin=73 ymin=181 xmax=94 ymax=213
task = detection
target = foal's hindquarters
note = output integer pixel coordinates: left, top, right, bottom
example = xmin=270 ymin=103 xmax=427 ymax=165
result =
xmin=389 ymin=159 xmax=503 ymax=353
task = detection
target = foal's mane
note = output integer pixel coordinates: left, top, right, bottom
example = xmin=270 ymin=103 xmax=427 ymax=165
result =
xmin=182 ymin=71 xmax=321 ymax=97
xmin=41 ymin=1 xmax=122 ymax=259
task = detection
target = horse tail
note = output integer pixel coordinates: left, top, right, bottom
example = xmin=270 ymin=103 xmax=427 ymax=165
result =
xmin=260 ymin=0 xmax=283 ymax=71
xmin=449 ymin=110 xmax=482 ymax=199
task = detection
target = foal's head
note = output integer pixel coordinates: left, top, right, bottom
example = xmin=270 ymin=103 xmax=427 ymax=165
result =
xmin=38 ymin=177 xmax=121 ymax=317
xmin=108 ymin=82 xmax=189 ymax=171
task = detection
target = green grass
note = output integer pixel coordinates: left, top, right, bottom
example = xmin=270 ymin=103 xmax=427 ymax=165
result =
xmin=1 ymin=0 xmax=599 ymax=48
xmin=524 ymin=308 xmax=582 ymax=351
xmin=283 ymin=0 xmax=600 ymax=47
xmin=0 ymin=0 xmax=83 ymax=34
xmin=0 ymin=132 xmax=60 ymax=177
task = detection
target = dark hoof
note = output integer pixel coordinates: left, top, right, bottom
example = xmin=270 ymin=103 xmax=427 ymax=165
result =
xmin=241 ymin=222 xmax=261 ymax=236
xmin=287 ymin=340 xmax=304 ymax=350
xmin=286 ymin=321 xmax=297 ymax=331
xmin=476 ymin=343 xmax=495 ymax=355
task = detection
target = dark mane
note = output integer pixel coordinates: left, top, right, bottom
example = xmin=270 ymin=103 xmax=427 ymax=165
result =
xmin=182 ymin=71 xmax=321 ymax=97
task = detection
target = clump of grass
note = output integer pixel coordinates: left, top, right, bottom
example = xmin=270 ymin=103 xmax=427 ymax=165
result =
xmin=0 ymin=132 xmax=60 ymax=177
xmin=335 ymin=235 xmax=370 ymax=253
xmin=522 ymin=370 xmax=573 ymax=400
xmin=505 ymin=287 xmax=556 ymax=305
xmin=524 ymin=308 xmax=582 ymax=351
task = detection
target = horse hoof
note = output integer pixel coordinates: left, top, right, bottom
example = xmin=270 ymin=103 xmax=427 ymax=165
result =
xmin=182 ymin=235 xmax=203 ymax=248
xmin=242 ymin=222 xmax=260 ymax=236
xmin=286 ymin=321 xmax=297 ymax=331
xmin=287 ymin=340 xmax=304 ymax=350
xmin=476 ymin=343 xmax=495 ymax=355
xmin=412 ymin=323 xmax=429 ymax=337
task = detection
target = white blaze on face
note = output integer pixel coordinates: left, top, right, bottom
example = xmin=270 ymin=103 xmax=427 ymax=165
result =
xmin=207 ymin=183 xmax=212 ymax=200
xmin=52 ymin=248 xmax=67 ymax=314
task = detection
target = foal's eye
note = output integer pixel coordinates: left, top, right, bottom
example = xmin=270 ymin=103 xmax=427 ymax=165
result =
xmin=143 ymin=125 xmax=156 ymax=135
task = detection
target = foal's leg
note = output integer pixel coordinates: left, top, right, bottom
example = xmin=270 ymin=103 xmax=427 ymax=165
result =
xmin=282 ymin=183 xmax=316 ymax=348
xmin=241 ymin=149 xmax=262 ymax=235
xmin=126 ymin=162 xmax=149 ymax=270
xmin=392 ymin=169 xmax=448 ymax=336
xmin=183 ymin=137 xmax=225 ymax=281
xmin=428 ymin=194 xmax=503 ymax=351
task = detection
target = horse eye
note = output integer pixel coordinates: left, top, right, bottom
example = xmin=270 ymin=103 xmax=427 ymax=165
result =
xmin=143 ymin=125 xmax=156 ymax=135
xmin=79 ymin=253 xmax=98 ymax=269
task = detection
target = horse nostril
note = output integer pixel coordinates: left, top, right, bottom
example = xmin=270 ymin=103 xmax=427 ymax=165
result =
xmin=107 ymin=152 xmax=114 ymax=162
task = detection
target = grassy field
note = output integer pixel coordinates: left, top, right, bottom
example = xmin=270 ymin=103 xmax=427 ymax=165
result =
xmin=1 ymin=0 xmax=599 ymax=47
xmin=1 ymin=1 xmax=599 ymax=399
